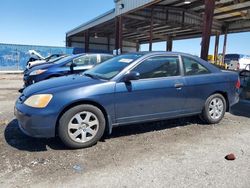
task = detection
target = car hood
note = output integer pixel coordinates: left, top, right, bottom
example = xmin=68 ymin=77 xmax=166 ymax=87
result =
xmin=23 ymin=74 xmax=103 ymax=97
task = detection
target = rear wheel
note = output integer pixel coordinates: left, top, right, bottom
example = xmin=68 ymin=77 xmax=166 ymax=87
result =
xmin=58 ymin=104 xmax=106 ymax=149
xmin=200 ymin=93 xmax=226 ymax=124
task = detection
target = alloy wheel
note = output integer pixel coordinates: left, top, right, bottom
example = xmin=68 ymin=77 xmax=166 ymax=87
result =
xmin=67 ymin=111 xmax=99 ymax=143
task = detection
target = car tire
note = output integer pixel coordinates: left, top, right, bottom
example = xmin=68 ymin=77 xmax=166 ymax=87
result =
xmin=58 ymin=104 xmax=106 ymax=149
xmin=200 ymin=93 xmax=226 ymax=124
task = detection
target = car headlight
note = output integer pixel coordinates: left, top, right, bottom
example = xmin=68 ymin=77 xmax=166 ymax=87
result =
xmin=30 ymin=69 xmax=47 ymax=76
xmin=24 ymin=94 xmax=53 ymax=108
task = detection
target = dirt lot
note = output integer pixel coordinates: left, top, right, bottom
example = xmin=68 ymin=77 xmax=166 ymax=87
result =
xmin=0 ymin=74 xmax=250 ymax=188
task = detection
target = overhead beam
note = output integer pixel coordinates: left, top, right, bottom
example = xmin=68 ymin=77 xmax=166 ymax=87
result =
xmin=124 ymin=7 xmax=222 ymax=31
xmin=228 ymin=19 xmax=250 ymax=30
xmin=214 ymin=5 xmax=250 ymax=17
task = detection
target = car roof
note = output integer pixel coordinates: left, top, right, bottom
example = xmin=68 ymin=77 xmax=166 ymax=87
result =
xmin=120 ymin=51 xmax=221 ymax=73
xmin=124 ymin=51 xmax=199 ymax=57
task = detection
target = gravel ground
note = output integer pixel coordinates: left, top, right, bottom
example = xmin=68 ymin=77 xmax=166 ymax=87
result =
xmin=0 ymin=73 xmax=250 ymax=188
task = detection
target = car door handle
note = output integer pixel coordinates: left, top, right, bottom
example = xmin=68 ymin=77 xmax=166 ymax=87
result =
xmin=174 ymin=83 xmax=184 ymax=88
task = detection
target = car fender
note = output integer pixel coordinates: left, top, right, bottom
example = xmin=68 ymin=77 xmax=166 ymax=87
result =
xmin=55 ymin=98 xmax=114 ymax=136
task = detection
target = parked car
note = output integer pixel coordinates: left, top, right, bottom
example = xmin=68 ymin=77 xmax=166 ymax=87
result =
xmin=24 ymin=55 xmax=69 ymax=71
xmin=239 ymin=64 xmax=250 ymax=92
xmin=225 ymin=54 xmax=250 ymax=70
xmin=15 ymin=52 xmax=240 ymax=149
xmin=23 ymin=53 xmax=113 ymax=87
xmin=27 ymin=54 xmax=66 ymax=69
xmin=27 ymin=50 xmax=45 ymax=62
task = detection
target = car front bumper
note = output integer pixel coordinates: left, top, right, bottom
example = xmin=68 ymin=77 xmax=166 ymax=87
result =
xmin=15 ymin=101 xmax=58 ymax=138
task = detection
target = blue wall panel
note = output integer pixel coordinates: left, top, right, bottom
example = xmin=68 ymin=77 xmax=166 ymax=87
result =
xmin=0 ymin=43 xmax=73 ymax=70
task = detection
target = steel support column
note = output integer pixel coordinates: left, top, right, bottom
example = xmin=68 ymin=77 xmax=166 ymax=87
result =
xmin=149 ymin=8 xmax=153 ymax=51
xmin=115 ymin=16 xmax=120 ymax=55
xmin=107 ymin=35 xmax=110 ymax=53
xmin=214 ymin=33 xmax=220 ymax=63
xmin=166 ymin=37 xmax=173 ymax=51
xmin=115 ymin=16 xmax=123 ymax=55
xmin=66 ymin=37 xmax=72 ymax=47
xmin=200 ymin=0 xmax=215 ymax=60
xmin=84 ymin=30 xmax=89 ymax=53
xmin=136 ymin=42 xmax=140 ymax=52
xmin=222 ymin=28 xmax=228 ymax=64
xmin=119 ymin=16 xmax=123 ymax=54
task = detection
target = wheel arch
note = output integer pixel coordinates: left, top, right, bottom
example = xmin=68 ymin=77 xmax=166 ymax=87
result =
xmin=55 ymin=100 xmax=111 ymax=136
xmin=210 ymin=91 xmax=229 ymax=112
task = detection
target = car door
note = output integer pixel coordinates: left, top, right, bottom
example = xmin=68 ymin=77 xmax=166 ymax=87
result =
xmin=181 ymin=56 xmax=215 ymax=112
xmin=114 ymin=55 xmax=187 ymax=124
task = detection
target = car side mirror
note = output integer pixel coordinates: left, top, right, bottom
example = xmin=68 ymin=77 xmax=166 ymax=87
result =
xmin=70 ymin=62 xmax=77 ymax=73
xmin=123 ymin=71 xmax=140 ymax=82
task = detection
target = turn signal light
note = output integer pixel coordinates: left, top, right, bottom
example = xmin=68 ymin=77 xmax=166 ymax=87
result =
xmin=235 ymin=78 xmax=240 ymax=89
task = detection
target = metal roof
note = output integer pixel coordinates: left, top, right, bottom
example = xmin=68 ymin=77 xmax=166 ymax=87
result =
xmin=66 ymin=9 xmax=115 ymax=37
xmin=67 ymin=0 xmax=250 ymax=43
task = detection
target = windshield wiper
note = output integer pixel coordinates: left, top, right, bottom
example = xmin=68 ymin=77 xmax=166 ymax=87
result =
xmin=84 ymin=73 xmax=107 ymax=80
xmin=84 ymin=73 xmax=99 ymax=79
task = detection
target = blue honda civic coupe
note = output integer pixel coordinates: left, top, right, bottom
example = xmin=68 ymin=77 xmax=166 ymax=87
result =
xmin=15 ymin=52 xmax=240 ymax=148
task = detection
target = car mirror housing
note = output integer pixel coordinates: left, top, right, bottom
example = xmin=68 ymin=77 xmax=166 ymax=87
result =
xmin=123 ymin=71 xmax=140 ymax=82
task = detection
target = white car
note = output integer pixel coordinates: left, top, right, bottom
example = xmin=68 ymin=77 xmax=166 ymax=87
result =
xmin=27 ymin=51 xmax=65 ymax=69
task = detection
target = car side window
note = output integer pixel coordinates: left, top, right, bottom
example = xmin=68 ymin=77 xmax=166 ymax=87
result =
xmin=73 ymin=55 xmax=97 ymax=66
xmin=101 ymin=55 xmax=112 ymax=63
xmin=132 ymin=56 xmax=180 ymax=79
xmin=182 ymin=56 xmax=210 ymax=76
xmin=64 ymin=61 xmax=73 ymax=67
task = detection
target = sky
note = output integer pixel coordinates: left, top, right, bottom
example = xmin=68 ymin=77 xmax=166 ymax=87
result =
xmin=0 ymin=0 xmax=250 ymax=55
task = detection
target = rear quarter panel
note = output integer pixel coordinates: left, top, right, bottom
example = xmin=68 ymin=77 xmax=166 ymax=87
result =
xmin=184 ymin=71 xmax=239 ymax=112
xmin=221 ymin=70 xmax=240 ymax=107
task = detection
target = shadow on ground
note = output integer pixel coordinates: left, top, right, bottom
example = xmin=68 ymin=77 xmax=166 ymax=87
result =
xmin=4 ymin=119 xmax=66 ymax=152
xmin=4 ymin=117 xmax=203 ymax=152
xmin=231 ymin=100 xmax=250 ymax=118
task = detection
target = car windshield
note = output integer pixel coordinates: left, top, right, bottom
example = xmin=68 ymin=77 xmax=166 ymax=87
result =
xmin=84 ymin=54 xmax=143 ymax=80
xmin=49 ymin=55 xmax=68 ymax=63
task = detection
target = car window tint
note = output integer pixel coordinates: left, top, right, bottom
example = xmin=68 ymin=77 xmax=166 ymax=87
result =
xmin=132 ymin=56 xmax=180 ymax=79
xmin=101 ymin=55 xmax=112 ymax=63
xmin=84 ymin=54 xmax=143 ymax=80
xmin=64 ymin=61 xmax=73 ymax=67
xmin=182 ymin=57 xmax=210 ymax=76
xmin=73 ymin=55 xmax=97 ymax=66
xmin=89 ymin=55 xmax=97 ymax=65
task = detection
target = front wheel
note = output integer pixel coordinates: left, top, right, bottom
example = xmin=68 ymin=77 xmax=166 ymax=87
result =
xmin=58 ymin=104 xmax=106 ymax=149
xmin=200 ymin=94 xmax=226 ymax=124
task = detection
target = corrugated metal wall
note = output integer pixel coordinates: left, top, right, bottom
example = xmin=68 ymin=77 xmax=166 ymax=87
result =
xmin=70 ymin=36 xmax=137 ymax=53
